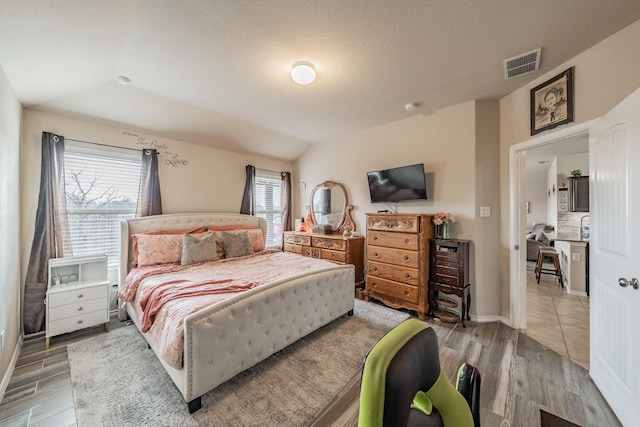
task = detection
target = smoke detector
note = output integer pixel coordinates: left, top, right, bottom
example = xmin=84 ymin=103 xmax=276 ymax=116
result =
xmin=503 ymin=48 xmax=541 ymax=79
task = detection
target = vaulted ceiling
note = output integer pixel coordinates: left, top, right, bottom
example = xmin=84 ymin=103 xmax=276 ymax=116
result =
xmin=2 ymin=1 xmax=640 ymax=160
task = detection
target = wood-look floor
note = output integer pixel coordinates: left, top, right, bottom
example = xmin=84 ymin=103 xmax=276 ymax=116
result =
xmin=2 ymin=301 xmax=616 ymax=427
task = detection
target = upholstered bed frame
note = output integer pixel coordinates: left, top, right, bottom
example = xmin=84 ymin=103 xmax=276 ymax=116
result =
xmin=118 ymin=213 xmax=355 ymax=413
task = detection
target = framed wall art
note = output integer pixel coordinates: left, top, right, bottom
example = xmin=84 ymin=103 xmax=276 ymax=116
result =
xmin=530 ymin=67 xmax=574 ymax=135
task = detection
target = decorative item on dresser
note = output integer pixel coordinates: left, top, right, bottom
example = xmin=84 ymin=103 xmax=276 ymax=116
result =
xmin=364 ymin=213 xmax=433 ymax=320
xmin=283 ymin=231 xmax=365 ymax=288
xmin=428 ymin=239 xmax=471 ymax=327
xmin=46 ymin=254 xmax=110 ymax=349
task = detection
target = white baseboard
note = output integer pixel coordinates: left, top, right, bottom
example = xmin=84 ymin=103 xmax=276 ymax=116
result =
xmin=0 ymin=335 xmax=23 ymax=402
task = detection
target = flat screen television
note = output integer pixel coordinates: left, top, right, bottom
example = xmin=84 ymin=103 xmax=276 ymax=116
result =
xmin=367 ymin=163 xmax=428 ymax=203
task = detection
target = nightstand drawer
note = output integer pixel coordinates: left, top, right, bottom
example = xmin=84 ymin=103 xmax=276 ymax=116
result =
xmin=48 ymin=297 xmax=106 ymax=321
xmin=433 ymin=273 xmax=460 ymax=287
xmin=47 ymin=310 xmax=108 ymax=337
xmin=48 ymin=284 xmax=108 ymax=307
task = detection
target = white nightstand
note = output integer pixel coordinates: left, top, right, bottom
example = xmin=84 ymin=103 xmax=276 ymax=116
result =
xmin=46 ymin=254 xmax=110 ymax=349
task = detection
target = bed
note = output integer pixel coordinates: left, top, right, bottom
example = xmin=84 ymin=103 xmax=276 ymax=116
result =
xmin=117 ymin=213 xmax=355 ymax=413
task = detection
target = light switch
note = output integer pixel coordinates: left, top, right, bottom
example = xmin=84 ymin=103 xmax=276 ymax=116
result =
xmin=480 ymin=207 xmax=491 ymax=217
xmin=572 ymin=252 xmax=581 ymax=261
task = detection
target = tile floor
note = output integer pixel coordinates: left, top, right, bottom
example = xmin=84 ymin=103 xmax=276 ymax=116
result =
xmin=525 ymin=262 xmax=590 ymax=369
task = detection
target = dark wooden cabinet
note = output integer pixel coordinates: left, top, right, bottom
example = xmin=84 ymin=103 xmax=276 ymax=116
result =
xmin=569 ymin=176 xmax=589 ymax=212
xmin=429 ymin=239 xmax=471 ymax=326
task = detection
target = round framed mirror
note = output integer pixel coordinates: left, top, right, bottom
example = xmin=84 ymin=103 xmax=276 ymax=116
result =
xmin=306 ymin=181 xmax=355 ymax=234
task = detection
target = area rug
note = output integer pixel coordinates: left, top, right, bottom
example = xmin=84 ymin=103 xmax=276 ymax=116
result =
xmin=540 ymin=409 xmax=581 ymax=427
xmin=68 ymin=299 xmax=410 ymax=426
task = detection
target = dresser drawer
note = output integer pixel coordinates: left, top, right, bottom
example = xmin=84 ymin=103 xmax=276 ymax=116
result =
xmin=302 ymin=247 xmax=321 ymax=259
xmin=367 ymin=261 xmax=418 ymax=286
xmin=47 ymin=309 xmax=108 ymax=337
xmin=48 ymin=284 xmax=108 ymax=307
xmin=312 ymin=237 xmax=346 ymax=251
xmin=283 ymin=243 xmax=303 ymax=254
xmin=366 ymin=275 xmax=418 ymax=304
xmin=284 ymin=234 xmax=311 ymax=246
xmin=322 ymin=249 xmax=346 ymax=263
xmin=48 ymin=297 xmax=106 ymax=321
xmin=367 ymin=246 xmax=418 ymax=268
xmin=366 ymin=215 xmax=420 ymax=233
xmin=367 ymin=231 xmax=419 ymax=250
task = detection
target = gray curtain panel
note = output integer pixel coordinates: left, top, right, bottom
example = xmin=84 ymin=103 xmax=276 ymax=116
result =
xmin=136 ymin=149 xmax=162 ymax=217
xmin=23 ymin=132 xmax=71 ymax=334
xmin=240 ymin=164 xmax=256 ymax=215
xmin=281 ymin=171 xmax=292 ymax=232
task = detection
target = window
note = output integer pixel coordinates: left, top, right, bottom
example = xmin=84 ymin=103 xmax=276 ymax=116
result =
xmin=63 ymin=143 xmax=141 ymax=279
xmin=254 ymin=170 xmax=283 ymax=248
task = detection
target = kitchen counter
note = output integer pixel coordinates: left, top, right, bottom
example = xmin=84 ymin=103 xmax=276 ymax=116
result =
xmin=543 ymin=232 xmax=589 ymax=295
xmin=543 ymin=231 xmax=589 ymax=245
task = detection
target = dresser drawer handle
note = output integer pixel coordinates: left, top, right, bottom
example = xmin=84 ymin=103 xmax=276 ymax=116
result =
xmin=405 ymin=273 xmax=411 ymax=279
xmin=330 ymin=254 xmax=336 ymax=259
xmin=294 ymin=238 xmax=300 ymax=243
xmin=373 ymin=235 xmax=378 ymax=240
xmin=77 ymin=293 xmax=83 ymax=298
xmin=373 ymin=267 xmax=378 ymax=272
xmin=77 ymin=307 xmax=83 ymax=311
xmin=403 ymin=255 xmax=409 ymax=261
xmin=404 ymin=291 xmax=410 ymax=296
xmin=404 ymin=239 xmax=410 ymax=244
xmin=77 ymin=319 xmax=83 ymax=324
xmin=313 ymin=253 xmax=319 ymax=258
xmin=374 ymin=252 xmax=379 ymax=257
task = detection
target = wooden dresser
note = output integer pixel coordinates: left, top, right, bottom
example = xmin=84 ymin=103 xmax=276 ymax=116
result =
xmin=428 ymin=239 xmax=471 ymax=327
xmin=282 ymin=231 xmax=365 ymax=287
xmin=364 ymin=213 xmax=433 ymax=320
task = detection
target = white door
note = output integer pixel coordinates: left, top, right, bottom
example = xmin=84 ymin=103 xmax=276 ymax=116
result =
xmin=590 ymin=87 xmax=640 ymax=426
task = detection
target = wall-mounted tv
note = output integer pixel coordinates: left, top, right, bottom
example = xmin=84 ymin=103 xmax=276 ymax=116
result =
xmin=367 ymin=163 xmax=428 ymax=203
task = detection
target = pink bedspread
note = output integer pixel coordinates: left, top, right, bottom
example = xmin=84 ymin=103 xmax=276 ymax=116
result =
xmin=118 ymin=250 xmax=339 ymax=369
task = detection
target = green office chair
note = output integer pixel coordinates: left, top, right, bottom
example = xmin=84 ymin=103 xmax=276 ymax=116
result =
xmin=359 ymin=319 xmax=481 ymax=427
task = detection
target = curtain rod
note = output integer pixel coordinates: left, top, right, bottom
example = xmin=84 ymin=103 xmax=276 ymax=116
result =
xmin=66 ymin=138 xmax=140 ymax=152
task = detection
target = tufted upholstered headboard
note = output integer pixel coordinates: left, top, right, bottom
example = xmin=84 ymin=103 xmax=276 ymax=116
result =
xmin=118 ymin=213 xmax=267 ymax=285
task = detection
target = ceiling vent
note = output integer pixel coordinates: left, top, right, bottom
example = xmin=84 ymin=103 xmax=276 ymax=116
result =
xmin=503 ymin=48 xmax=541 ymax=79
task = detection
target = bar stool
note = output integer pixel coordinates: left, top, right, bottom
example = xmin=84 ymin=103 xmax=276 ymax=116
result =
xmin=535 ymin=246 xmax=563 ymax=286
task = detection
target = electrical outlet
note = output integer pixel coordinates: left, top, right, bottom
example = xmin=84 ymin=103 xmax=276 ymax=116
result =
xmin=572 ymin=252 xmax=581 ymax=261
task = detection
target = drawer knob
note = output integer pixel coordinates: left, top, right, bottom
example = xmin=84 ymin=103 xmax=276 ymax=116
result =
xmin=404 ymin=255 xmax=409 ymax=261
xmin=374 ymin=252 xmax=379 ymax=257
xmin=405 ymin=273 xmax=410 ymax=279
xmin=77 ymin=293 xmax=83 ymax=298
xmin=77 ymin=307 xmax=83 ymax=311
xmin=404 ymin=239 xmax=410 ymax=244
xmin=373 ymin=267 xmax=378 ymax=272
xmin=77 ymin=319 xmax=83 ymax=324
xmin=373 ymin=236 xmax=378 ymax=240
xmin=404 ymin=291 xmax=410 ymax=296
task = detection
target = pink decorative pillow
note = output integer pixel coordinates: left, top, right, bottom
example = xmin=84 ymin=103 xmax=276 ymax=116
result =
xmin=131 ymin=227 xmax=207 ymax=266
xmin=135 ymin=232 xmax=210 ymax=266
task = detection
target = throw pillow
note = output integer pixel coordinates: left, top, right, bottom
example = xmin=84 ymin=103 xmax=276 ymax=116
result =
xmin=181 ymin=233 xmax=218 ymax=265
xmin=221 ymin=231 xmax=254 ymax=258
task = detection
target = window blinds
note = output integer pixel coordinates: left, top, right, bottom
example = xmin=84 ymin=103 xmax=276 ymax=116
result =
xmin=254 ymin=171 xmax=283 ymax=247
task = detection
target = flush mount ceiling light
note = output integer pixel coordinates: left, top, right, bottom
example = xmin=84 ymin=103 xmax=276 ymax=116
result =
xmin=291 ymin=62 xmax=316 ymax=85
xmin=116 ymin=75 xmax=131 ymax=85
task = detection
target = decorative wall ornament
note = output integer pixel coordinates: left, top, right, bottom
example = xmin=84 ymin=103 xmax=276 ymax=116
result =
xmin=530 ymin=67 xmax=574 ymax=135
xmin=122 ymin=131 xmax=189 ymax=167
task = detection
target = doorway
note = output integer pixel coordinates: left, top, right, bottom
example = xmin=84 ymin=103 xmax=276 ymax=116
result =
xmin=509 ymin=120 xmax=596 ymax=365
